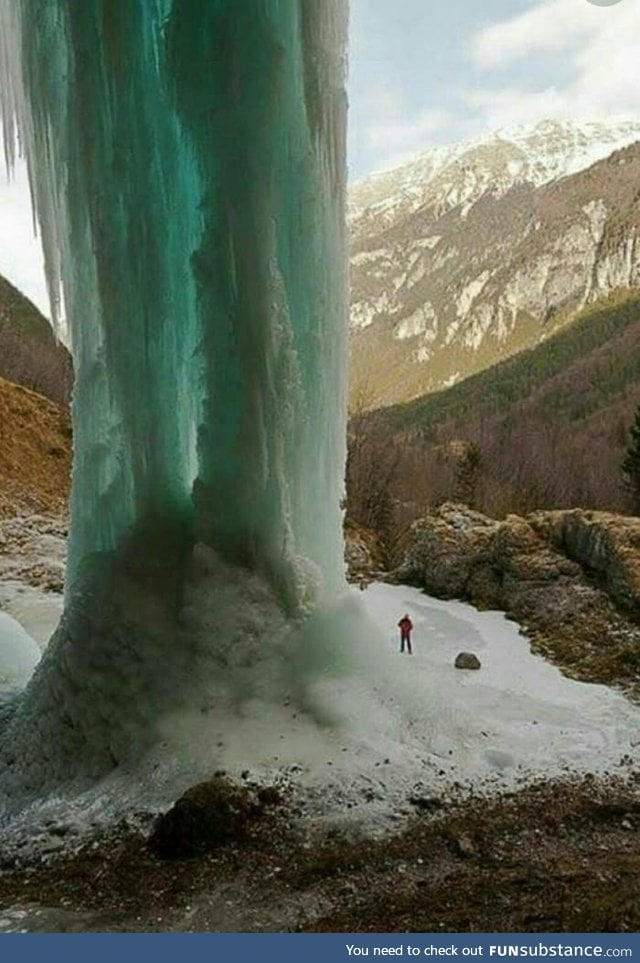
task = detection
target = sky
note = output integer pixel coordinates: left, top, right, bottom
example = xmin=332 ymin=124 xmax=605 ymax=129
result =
xmin=1 ymin=0 xmax=639 ymax=316
xmin=348 ymin=0 xmax=640 ymax=177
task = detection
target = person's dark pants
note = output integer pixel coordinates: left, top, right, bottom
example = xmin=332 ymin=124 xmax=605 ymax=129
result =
xmin=400 ymin=633 xmax=412 ymax=654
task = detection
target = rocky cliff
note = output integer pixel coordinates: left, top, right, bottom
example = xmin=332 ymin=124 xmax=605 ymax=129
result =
xmin=344 ymin=518 xmax=386 ymax=583
xmin=395 ymin=503 xmax=640 ymax=697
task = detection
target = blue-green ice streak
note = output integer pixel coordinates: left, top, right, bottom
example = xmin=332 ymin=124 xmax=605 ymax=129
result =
xmin=0 ymin=0 xmax=348 ymax=790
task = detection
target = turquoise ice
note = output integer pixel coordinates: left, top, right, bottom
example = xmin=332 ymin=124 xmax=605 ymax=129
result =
xmin=0 ymin=0 xmax=349 ymax=792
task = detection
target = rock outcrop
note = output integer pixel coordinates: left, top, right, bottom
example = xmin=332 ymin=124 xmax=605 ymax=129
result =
xmin=533 ymin=510 xmax=640 ymax=613
xmin=149 ymin=776 xmax=265 ymax=859
xmin=396 ymin=504 xmax=640 ymax=696
xmin=344 ymin=519 xmax=386 ymax=583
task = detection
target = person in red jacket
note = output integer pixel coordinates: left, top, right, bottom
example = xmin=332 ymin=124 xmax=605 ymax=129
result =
xmin=398 ymin=613 xmax=413 ymax=654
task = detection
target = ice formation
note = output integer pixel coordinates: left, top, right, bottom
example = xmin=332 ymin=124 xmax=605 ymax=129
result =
xmin=0 ymin=0 xmax=350 ymax=796
xmin=0 ymin=612 xmax=40 ymax=698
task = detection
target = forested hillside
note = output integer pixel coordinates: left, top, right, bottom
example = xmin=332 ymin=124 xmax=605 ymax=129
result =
xmin=348 ymin=292 xmax=640 ymax=540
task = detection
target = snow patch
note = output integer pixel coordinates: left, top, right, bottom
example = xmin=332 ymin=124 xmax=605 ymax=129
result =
xmin=349 ymin=119 xmax=640 ymax=230
xmin=350 ymin=292 xmax=393 ymax=330
xmin=415 ymin=345 xmax=432 ymax=363
xmin=351 ymin=249 xmax=387 ymax=267
xmin=0 ymin=612 xmax=40 ymax=696
xmin=394 ymin=303 xmax=436 ymax=341
xmin=442 ymin=372 xmax=461 ymax=388
xmin=414 ymin=236 xmax=441 ymax=250
xmin=456 ymin=271 xmax=491 ymax=319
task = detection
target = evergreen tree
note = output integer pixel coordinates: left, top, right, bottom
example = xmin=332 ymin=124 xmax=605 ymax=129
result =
xmin=454 ymin=443 xmax=483 ymax=508
xmin=622 ymin=406 xmax=640 ymax=512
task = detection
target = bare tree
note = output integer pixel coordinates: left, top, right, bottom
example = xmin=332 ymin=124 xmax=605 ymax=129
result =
xmin=346 ymin=374 xmax=401 ymax=548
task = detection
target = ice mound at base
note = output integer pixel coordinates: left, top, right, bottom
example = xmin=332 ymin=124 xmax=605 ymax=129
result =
xmin=3 ymin=578 xmax=640 ymax=850
xmin=0 ymin=542 xmax=395 ymax=804
xmin=0 ymin=612 xmax=40 ymax=693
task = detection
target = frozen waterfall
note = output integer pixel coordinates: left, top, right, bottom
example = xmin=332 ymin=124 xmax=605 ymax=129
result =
xmin=0 ymin=0 xmax=350 ymax=795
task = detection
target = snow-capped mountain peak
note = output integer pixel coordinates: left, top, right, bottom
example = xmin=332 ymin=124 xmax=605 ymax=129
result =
xmin=349 ymin=119 xmax=640 ymax=235
xmin=348 ymin=120 xmax=640 ymax=408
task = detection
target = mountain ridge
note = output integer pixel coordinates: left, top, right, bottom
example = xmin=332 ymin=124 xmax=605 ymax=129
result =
xmin=348 ymin=119 xmax=640 ymax=408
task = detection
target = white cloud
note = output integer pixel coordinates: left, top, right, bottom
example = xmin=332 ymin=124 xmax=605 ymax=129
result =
xmin=351 ymin=0 xmax=640 ymax=178
xmin=468 ymin=0 xmax=640 ymax=130
xmin=472 ymin=0 xmax=597 ymax=70
xmin=355 ymin=80 xmax=452 ymax=173
xmin=0 ymin=156 xmax=48 ymax=315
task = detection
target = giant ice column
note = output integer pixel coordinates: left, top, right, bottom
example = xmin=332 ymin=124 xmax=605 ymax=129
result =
xmin=0 ymin=0 xmax=348 ymax=793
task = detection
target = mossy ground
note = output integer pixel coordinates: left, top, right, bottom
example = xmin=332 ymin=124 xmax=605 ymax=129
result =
xmin=513 ymin=605 xmax=640 ymax=704
xmin=1 ymin=774 xmax=639 ymax=933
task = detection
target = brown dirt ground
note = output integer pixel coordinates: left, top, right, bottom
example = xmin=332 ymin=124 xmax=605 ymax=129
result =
xmin=0 ymin=376 xmax=71 ymax=518
xmin=1 ymin=774 xmax=639 ymax=933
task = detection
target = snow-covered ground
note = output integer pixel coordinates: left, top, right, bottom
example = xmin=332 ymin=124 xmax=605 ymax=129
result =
xmin=359 ymin=582 xmax=640 ymax=783
xmin=1 ymin=566 xmax=639 ymax=842
xmin=0 ymin=611 xmax=40 ymax=695
xmin=0 ymin=514 xmax=65 ymax=650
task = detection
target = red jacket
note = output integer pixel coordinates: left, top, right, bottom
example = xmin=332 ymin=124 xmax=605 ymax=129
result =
xmin=398 ymin=617 xmax=413 ymax=635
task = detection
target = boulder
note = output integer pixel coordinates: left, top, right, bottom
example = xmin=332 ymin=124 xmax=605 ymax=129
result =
xmin=397 ymin=503 xmax=497 ymax=599
xmin=455 ymin=652 xmax=481 ymax=670
xmin=149 ymin=775 xmax=258 ymax=859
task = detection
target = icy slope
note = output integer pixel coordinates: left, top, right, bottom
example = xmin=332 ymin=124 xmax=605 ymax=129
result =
xmin=359 ymin=583 xmax=640 ymax=783
xmin=2 ymin=578 xmax=639 ymax=842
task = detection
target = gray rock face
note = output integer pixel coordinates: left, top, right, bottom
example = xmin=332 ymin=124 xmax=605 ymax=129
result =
xmin=397 ymin=504 xmax=498 ymax=599
xmin=396 ymin=503 xmax=640 ymax=616
xmin=455 ymin=652 xmax=481 ymax=671
xmin=551 ymin=511 xmax=640 ymax=613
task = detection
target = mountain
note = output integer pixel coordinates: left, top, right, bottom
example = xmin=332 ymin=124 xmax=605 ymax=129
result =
xmin=349 ymin=119 xmax=640 ymax=407
xmin=350 ymin=292 xmax=640 ymax=533
xmin=0 ymin=273 xmax=72 ymax=406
